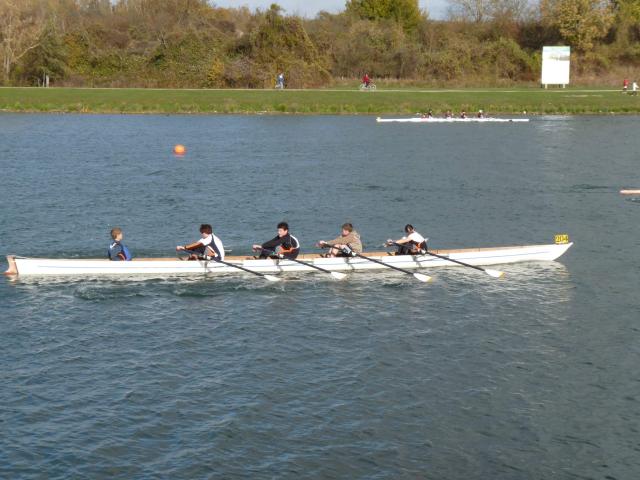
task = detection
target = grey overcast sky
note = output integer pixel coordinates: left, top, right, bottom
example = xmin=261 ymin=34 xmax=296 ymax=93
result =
xmin=213 ymin=1 xmax=449 ymax=19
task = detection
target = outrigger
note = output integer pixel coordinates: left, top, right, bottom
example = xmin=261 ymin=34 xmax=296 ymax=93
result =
xmin=5 ymin=239 xmax=572 ymax=279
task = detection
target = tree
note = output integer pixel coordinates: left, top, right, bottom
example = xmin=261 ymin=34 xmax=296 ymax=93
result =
xmin=540 ymin=0 xmax=614 ymax=52
xmin=345 ymin=0 xmax=424 ymax=31
xmin=447 ymin=0 xmax=528 ymax=23
xmin=16 ymin=22 xmax=68 ymax=85
xmin=611 ymin=0 xmax=640 ymax=45
xmin=0 ymin=0 xmax=48 ymax=83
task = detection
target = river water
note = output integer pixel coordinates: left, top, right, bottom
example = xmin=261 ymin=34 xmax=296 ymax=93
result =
xmin=1 ymin=113 xmax=639 ymax=479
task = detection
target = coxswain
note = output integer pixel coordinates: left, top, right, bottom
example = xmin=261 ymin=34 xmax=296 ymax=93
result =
xmin=477 ymin=109 xmax=484 ymax=118
xmin=108 ymin=227 xmax=132 ymax=261
xmin=317 ymin=223 xmax=363 ymax=257
xmin=176 ymin=224 xmax=225 ymax=261
xmin=386 ymin=224 xmax=427 ymax=256
xmin=252 ymin=222 xmax=300 ymax=259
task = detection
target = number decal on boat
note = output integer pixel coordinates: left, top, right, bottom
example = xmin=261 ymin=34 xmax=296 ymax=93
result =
xmin=554 ymin=234 xmax=569 ymax=244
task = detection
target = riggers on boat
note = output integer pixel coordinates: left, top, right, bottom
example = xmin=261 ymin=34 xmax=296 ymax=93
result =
xmin=376 ymin=117 xmax=530 ymax=123
xmin=5 ymin=241 xmax=572 ymax=277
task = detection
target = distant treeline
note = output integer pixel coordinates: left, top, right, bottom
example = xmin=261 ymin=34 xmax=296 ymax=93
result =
xmin=1 ymin=0 xmax=638 ymax=88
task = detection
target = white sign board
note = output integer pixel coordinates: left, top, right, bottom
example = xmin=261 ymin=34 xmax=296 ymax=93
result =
xmin=541 ymin=46 xmax=570 ymax=87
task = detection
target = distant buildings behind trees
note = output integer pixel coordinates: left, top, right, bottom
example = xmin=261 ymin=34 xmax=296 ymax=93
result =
xmin=0 ymin=0 xmax=636 ymax=88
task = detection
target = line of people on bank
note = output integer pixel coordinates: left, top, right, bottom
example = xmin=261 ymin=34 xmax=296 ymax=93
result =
xmin=107 ymin=222 xmax=428 ymax=261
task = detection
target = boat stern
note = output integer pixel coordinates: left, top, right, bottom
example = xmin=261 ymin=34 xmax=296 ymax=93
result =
xmin=4 ymin=255 xmax=18 ymax=275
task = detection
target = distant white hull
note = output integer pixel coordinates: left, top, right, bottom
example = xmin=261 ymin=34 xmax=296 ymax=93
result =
xmin=376 ymin=117 xmax=529 ymax=123
xmin=5 ymin=243 xmax=572 ymax=277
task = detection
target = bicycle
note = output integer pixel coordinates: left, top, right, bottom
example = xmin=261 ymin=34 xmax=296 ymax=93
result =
xmin=359 ymin=83 xmax=376 ymax=91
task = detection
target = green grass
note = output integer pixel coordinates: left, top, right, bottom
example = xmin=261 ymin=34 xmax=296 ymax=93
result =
xmin=1 ymin=86 xmax=639 ymax=115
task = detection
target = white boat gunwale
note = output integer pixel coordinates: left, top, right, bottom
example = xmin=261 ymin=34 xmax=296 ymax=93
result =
xmin=5 ymin=242 xmax=573 ymax=277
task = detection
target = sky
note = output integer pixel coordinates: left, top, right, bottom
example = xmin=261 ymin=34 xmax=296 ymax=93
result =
xmin=213 ymin=1 xmax=449 ymax=19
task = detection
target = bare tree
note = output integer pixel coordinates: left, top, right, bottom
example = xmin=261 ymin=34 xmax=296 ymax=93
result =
xmin=0 ymin=0 xmax=47 ymax=83
xmin=447 ymin=0 xmax=529 ymax=22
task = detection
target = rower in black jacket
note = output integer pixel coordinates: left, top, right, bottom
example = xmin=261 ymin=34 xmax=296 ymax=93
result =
xmin=252 ymin=222 xmax=300 ymax=260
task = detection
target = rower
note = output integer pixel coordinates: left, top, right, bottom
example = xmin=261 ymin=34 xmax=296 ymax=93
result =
xmin=317 ymin=223 xmax=363 ymax=257
xmin=108 ymin=227 xmax=132 ymax=261
xmin=176 ymin=224 xmax=224 ymax=261
xmin=445 ymin=110 xmax=452 ymax=119
xmin=421 ymin=109 xmax=433 ymax=119
xmin=460 ymin=110 xmax=467 ymax=119
xmin=386 ymin=224 xmax=427 ymax=256
xmin=477 ymin=109 xmax=484 ymax=118
xmin=252 ymin=222 xmax=300 ymax=260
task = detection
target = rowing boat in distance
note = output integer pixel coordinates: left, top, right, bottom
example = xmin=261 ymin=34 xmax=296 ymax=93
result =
xmin=376 ymin=117 xmax=530 ymax=123
xmin=5 ymin=241 xmax=572 ymax=277
xmin=620 ymin=189 xmax=640 ymax=195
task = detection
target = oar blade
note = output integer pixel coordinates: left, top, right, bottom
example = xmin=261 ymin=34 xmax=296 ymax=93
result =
xmin=263 ymin=274 xmax=281 ymax=282
xmin=485 ymin=269 xmax=505 ymax=278
xmin=413 ymin=272 xmax=432 ymax=283
xmin=330 ymin=271 xmax=347 ymax=280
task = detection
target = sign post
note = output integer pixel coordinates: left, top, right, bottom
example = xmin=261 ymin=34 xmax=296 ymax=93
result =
xmin=541 ymin=46 xmax=570 ymax=89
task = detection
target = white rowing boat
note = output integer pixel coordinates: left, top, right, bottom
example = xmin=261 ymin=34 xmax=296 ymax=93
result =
xmin=5 ymin=241 xmax=572 ymax=277
xmin=376 ymin=117 xmax=529 ymax=123
xmin=620 ymin=189 xmax=640 ymax=195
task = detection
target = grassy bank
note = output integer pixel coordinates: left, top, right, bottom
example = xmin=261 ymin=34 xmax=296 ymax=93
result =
xmin=1 ymin=87 xmax=639 ymax=115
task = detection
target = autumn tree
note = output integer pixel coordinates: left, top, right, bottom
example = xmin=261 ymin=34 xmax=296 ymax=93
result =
xmin=540 ymin=0 xmax=614 ymax=52
xmin=345 ymin=0 xmax=424 ymax=32
xmin=611 ymin=0 xmax=640 ymax=46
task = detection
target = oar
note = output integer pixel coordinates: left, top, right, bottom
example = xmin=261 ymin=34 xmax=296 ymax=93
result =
xmin=262 ymin=248 xmax=347 ymax=280
xmin=179 ymin=252 xmax=280 ymax=282
xmin=404 ymin=244 xmax=504 ymax=278
xmin=336 ymin=246 xmax=431 ymax=283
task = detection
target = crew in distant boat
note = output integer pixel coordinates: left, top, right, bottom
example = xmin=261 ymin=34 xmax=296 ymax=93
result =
xmin=386 ymin=224 xmax=427 ymax=255
xmin=445 ymin=110 xmax=453 ymax=118
xmin=421 ymin=109 xmax=433 ymax=119
xmin=108 ymin=227 xmax=132 ymax=261
xmin=176 ymin=224 xmax=225 ymax=261
xmin=477 ymin=109 xmax=485 ymax=118
xmin=253 ymin=222 xmax=300 ymax=259
xmin=460 ymin=110 xmax=467 ymax=119
xmin=317 ymin=223 xmax=363 ymax=257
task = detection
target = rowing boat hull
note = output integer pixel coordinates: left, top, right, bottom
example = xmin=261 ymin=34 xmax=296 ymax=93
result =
xmin=376 ymin=117 xmax=529 ymax=123
xmin=620 ymin=189 xmax=640 ymax=195
xmin=5 ymin=243 xmax=572 ymax=277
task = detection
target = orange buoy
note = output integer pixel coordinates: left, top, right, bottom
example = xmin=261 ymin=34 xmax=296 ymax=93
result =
xmin=173 ymin=144 xmax=186 ymax=155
